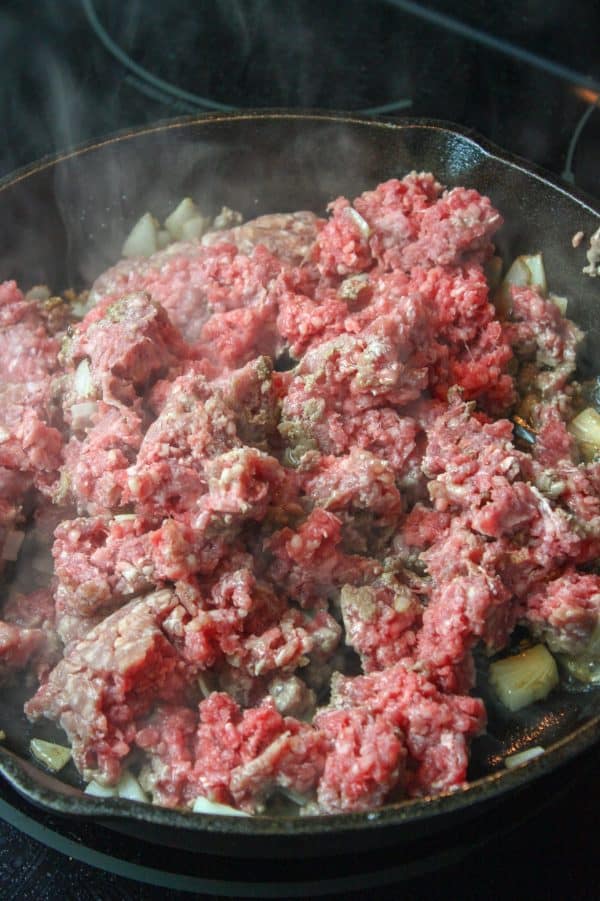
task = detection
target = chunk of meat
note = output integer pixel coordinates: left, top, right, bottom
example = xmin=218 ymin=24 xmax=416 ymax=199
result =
xmin=25 ymin=590 xmax=192 ymax=784
xmin=340 ymin=576 xmax=422 ymax=672
xmin=191 ymin=693 xmax=327 ymax=812
xmin=325 ymin=664 xmax=486 ymax=799
xmin=504 ymin=286 xmax=583 ymax=395
xmin=126 ymin=371 xmax=239 ymax=519
xmin=525 ymin=570 xmax=600 ymax=656
xmin=89 ymin=242 xmax=283 ymax=350
xmin=62 ymin=293 xmax=187 ymax=405
xmin=280 ymin=332 xmax=430 ymax=460
xmin=267 ymin=509 xmax=379 ymax=607
xmin=302 ymin=449 xmax=402 ymax=530
xmin=0 ymin=280 xmax=60 ymax=383
xmin=52 ymin=515 xmax=155 ymax=621
xmin=399 ymin=187 xmax=503 ymax=269
xmin=136 ymin=705 xmax=198 ymax=807
xmin=314 ymin=708 xmax=406 ymax=813
xmin=202 ymin=211 xmax=320 ymax=265
xmin=58 ymin=404 xmax=143 ymax=514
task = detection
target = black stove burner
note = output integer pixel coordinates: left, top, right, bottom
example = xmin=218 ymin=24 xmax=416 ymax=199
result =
xmin=82 ymin=0 xmax=415 ymax=115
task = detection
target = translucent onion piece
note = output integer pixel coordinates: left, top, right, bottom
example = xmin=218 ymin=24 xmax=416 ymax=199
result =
xmin=30 ymin=739 xmax=71 ymax=772
xmin=122 ymin=212 xmax=158 ymax=258
xmin=504 ymin=746 xmax=545 ymax=769
xmin=489 ymin=644 xmax=559 ymax=712
xmin=164 ymin=198 xmax=199 ymax=241
xmin=192 ymin=796 xmax=249 ymax=817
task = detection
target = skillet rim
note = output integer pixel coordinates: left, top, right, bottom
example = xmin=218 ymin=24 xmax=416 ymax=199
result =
xmin=0 ymin=109 xmax=599 ymax=839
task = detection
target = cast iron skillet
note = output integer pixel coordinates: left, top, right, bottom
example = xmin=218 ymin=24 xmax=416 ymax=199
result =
xmin=0 ymin=112 xmax=599 ymax=858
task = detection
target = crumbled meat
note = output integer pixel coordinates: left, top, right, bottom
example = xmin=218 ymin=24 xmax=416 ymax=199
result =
xmin=4 ymin=172 xmax=596 ymax=817
xmin=0 ymin=620 xmax=45 ymax=678
xmin=202 ymin=211 xmax=320 ymax=265
xmin=322 ymin=664 xmax=485 ymax=800
xmin=525 ymin=570 xmax=600 ymax=656
xmin=25 ymin=589 xmax=193 ymax=784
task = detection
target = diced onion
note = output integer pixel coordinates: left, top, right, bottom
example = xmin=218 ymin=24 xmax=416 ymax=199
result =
xmin=84 ymin=770 xmax=148 ymax=802
xmin=30 ymin=739 xmax=71 ymax=772
xmin=181 ymin=215 xmax=210 ymax=241
xmin=156 ymin=229 xmax=171 ymax=250
xmin=192 ymin=796 xmax=250 ymax=817
xmin=0 ymin=730 xmax=6 ymax=741
xmin=73 ymin=359 xmax=94 ymax=398
xmin=489 ymin=644 xmax=559 ymax=712
xmin=549 ymin=293 xmax=568 ymax=315
xmin=347 ymin=207 xmax=371 ymax=238
xmin=569 ymin=407 xmax=600 ymax=461
xmin=522 ymin=252 xmax=547 ymax=295
xmin=2 ymin=530 xmax=24 ymax=561
xmin=25 ymin=285 xmax=51 ymax=301
xmin=116 ymin=770 xmax=148 ymax=803
xmin=70 ymin=401 xmax=98 ymax=429
xmin=85 ymin=780 xmax=118 ymax=798
xmin=164 ymin=198 xmax=199 ymax=240
xmin=496 ymin=252 xmax=547 ymax=315
xmin=212 ymin=206 xmax=243 ymax=230
xmin=504 ymin=746 xmax=545 ymax=769
xmin=122 ymin=212 xmax=158 ymax=258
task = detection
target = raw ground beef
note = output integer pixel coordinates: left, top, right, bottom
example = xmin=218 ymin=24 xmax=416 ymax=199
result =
xmin=2 ymin=171 xmax=597 ymax=816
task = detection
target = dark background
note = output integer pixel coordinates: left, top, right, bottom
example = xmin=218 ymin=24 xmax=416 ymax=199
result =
xmin=0 ymin=1 xmax=599 ymax=897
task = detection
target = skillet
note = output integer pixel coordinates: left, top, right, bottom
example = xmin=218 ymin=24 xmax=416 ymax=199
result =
xmin=0 ymin=111 xmax=599 ymax=858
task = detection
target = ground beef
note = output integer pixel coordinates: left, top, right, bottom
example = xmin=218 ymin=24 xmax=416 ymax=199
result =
xmin=201 ymin=211 xmax=321 ymax=265
xmin=4 ymin=171 xmax=596 ymax=818
xmin=61 ymin=292 xmax=188 ymax=406
xmin=321 ymin=664 xmax=485 ymax=801
xmin=0 ymin=620 xmax=45 ymax=678
xmin=58 ymin=404 xmax=144 ymax=514
xmin=525 ymin=570 xmax=600 ymax=656
xmin=25 ymin=589 xmax=193 ymax=783
xmin=340 ymin=575 xmax=422 ymax=672
xmin=187 ymin=693 xmax=328 ymax=812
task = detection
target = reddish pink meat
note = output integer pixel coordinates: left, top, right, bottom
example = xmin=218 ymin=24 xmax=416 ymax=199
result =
xmin=399 ymin=186 xmax=503 ymax=269
xmin=127 ymin=370 xmax=239 ymax=518
xmin=5 ymin=173 xmax=595 ymax=816
xmin=201 ymin=211 xmax=321 ymax=265
xmin=313 ymin=197 xmax=374 ymax=278
xmin=191 ymin=693 xmax=327 ymax=812
xmin=0 ymin=620 xmax=44 ymax=677
xmin=314 ymin=708 xmax=406 ymax=813
xmin=89 ymin=242 xmax=283 ymax=349
xmin=59 ymin=404 xmax=143 ymax=514
xmin=525 ymin=570 xmax=600 ymax=656
xmin=25 ymin=589 xmax=192 ymax=783
xmin=136 ymin=705 xmax=198 ymax=807
xmin=64 ymin=293 xmax=188 ymax=405
xmin=353 ymin=173 xmax=442 ymax=269
xmin=340 ymin=577 xmax=422 ymax=672
xmin=267 ymin=509 xmax=379 ymax=607
xmin=326 ymin=664 xmax=485 ymax=799
xmin=0 ymin=281 xmax=60 ymax=383
xmin=302 ymin=449 xmax=402 ymax=529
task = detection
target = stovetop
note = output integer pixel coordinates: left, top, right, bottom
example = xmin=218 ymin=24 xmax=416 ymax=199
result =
xmin=0 ymin=1 xmax=599 ymax=897
xmin=1 ymin=0 xmax=599 ymax=197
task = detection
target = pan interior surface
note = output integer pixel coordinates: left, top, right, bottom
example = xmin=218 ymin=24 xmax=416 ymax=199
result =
xmin=0 ymin=113 xmax=599 ymax=850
